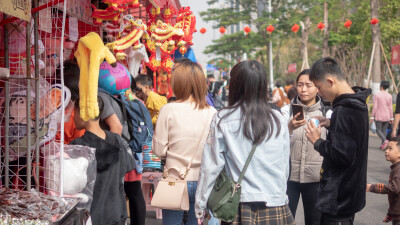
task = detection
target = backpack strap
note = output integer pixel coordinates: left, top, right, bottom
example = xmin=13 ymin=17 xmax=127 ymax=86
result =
xmin=116 ymin=94 xmax=133 ymax=144
xmin=132 ymin=99 xmax=147 ymax=126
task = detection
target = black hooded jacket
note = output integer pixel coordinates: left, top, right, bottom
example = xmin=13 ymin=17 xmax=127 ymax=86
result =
xmin=71 ymin=130 xmax=129 ymax=225
xmin=313 ymin=87 xmax=372 ymax=216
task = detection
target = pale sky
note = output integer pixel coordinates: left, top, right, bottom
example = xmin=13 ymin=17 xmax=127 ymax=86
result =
xmin=182 ymin=1 xmax=216 ymax=68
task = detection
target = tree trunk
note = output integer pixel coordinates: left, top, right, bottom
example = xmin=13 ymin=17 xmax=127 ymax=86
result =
xmin=371 ymin=0 xmax=381 ymax=94
xmin=322 ymin=1 xmax=329 ymax=57
xmin=300 ymin=17 xmax=311 ymax=71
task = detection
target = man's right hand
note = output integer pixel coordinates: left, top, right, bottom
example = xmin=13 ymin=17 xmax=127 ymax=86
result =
xmin=313 ymin=116 xmax=330 ymax=128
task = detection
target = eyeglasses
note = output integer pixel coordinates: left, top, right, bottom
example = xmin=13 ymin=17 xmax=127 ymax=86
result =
xmin=135 ymin=87 xmax=143 ymax=93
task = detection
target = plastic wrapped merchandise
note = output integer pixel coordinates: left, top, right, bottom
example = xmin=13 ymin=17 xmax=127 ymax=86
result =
xmin=42 ymin=141 xmax=97 ymax=211
xmin=370 ymin=121 xmax=377 ymax=134
xmin=0 ymin=188 xmax=80 ymax=223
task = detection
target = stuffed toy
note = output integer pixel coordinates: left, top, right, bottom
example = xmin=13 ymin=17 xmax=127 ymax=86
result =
xmin=125 ymin=45 xmax=149 ymax=78
xmin=74 ymin=32 xmax=117 ymax=121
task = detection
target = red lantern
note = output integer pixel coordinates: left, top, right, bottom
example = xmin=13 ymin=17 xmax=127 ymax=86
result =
xmin=344 ymin=19 xmax=352 ymax=29
xmin=266 ymin=24 xmax=275 ymax=34
xmin=370 ymin=18 xmax=379 ymax=25
xmin=200 ymin=27 xmax=207 ymax=34
xmin=317 ymin=22 xmax=325 ymax=31
xmin=291 ymin=24 xmax=299 ymax=33
xmin=219 ymin=26 xmax=226 ymax=34
xmin=244 ymin=26 xmax=251 ymax=34
xmin=179 ymin=46 xmax=187 ymax=55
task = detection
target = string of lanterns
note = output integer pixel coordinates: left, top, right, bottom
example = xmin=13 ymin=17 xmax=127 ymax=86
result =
xmin=199 ymin=18 xmax=379 ymax=35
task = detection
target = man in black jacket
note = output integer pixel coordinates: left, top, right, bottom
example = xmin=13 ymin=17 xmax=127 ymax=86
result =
xmin=304 ymin=57 xmax=372 ymax=225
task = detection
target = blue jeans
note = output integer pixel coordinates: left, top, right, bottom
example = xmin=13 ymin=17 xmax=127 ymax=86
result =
xmin=162 ymin=181 xmax=219 ymax=225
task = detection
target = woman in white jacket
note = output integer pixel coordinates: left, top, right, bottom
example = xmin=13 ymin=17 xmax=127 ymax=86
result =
xmin=195 ymin=60 xmax=294 ymax=225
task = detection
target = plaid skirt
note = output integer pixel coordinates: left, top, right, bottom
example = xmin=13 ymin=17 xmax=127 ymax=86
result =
xmin=221 ymin=203 xmax=295 ymax=225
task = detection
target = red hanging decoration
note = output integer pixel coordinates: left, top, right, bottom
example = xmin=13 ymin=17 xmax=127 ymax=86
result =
xmin=344 ymin=19 xmax=352 ymax=29
xmin=179 ymin=46 xmax=187 ymax=55
xmin=317 ymin=22 xmax=325 ymax=31
xmin=244 ymin=26 xmax=251 ymax=34
xmin=370 ymin=18 xmax=379 ymax=25
xmin=266 ymin=24 xmax=275 ymax=34
xmin=291 ymin=24 xmax=299 ymax=33
xmin=200 ymin=27 xmax=207 ymax=34
xmin=219 ymin=26 xmax=226 ymax=34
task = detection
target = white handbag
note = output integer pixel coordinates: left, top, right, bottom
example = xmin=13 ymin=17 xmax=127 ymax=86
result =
xmin=151 ymin=113 xmax=211 ymax=211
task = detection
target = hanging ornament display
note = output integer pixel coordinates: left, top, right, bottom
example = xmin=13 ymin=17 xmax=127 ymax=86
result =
xmin=344 ymin=19 xmax=352 ymax=29
xmin=161 ymin=1 xmax=177 ymax=24
xmin=200 ymin=28 xmax=207 ymax=34
xmin=370 ymin=18 xmax=379 ymax=25
xmin=91 ymin=4 xmax=126 ymax=25
xmin=266 ymin=24 xmax=275 ymax=34
xmin=146 ymin=4 xmax=161 ymax=34
xmin=317 ymin=22 xmax=325 ymax=31
xmin=219 ymin=26 xmax=226 ymax=34
xmin=103 ymin=0 xmax=141 ymax=11
xmin=105 ymin=16 xmax=149 ymax=61
xmin=175 ymin=7 xmax=197 ymax=47
xmin=291 ymin=24 xmax=299 ymax=33
xmin=244 ymin=26 xmax=251 ymax=35
xmin=179 ymin=46 xmax=187 ymax=55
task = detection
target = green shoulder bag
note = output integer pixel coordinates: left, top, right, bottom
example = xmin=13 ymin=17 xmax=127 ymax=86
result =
xmin=206 ymin=145 xmax=258 ymax=222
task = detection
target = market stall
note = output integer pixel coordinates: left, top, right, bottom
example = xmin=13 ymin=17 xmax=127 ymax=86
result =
xmin=0 ymin=0 xmax=194 ymax=222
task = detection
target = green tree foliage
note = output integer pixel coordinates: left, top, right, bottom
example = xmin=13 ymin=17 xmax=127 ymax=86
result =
xmin=202 ymin=0 xmax=400 ymax=86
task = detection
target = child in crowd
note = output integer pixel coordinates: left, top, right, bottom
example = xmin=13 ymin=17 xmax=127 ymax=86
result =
xmin=371 ymin=80 xmax=393 ymax=150
xmin=71 ymin=97 xmax=129 ymax=225
xmin=367 ymin=137 xmax=400 ymax=225
xmin=135 ymin=74 xmax=167 ymax=126
xmin=55 ymin=59 xmax=85 ymax=143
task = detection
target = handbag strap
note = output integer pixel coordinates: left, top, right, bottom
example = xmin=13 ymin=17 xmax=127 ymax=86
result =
xmin=182 ymin=110 xmax=213 ymax=179
xmin=237 ymin=144 xmax=258 ymax=185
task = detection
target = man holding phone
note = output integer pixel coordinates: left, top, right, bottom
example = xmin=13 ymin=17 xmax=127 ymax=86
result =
xmin=304 ymin=57 xmax=371 ymax=225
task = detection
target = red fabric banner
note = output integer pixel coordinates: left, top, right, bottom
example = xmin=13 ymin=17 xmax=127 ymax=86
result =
xmin=288 ymin=63 xmax=297 ymax=73
xmin=392 ymin=44 xmax=400 ymax=65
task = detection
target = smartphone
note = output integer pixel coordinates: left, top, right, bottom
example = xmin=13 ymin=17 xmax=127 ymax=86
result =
xmin=292 ymin=104 xmax=304 ymax=120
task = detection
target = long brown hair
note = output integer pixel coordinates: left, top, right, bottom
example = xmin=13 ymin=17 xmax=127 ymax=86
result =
xmin=171 ymin=61 xmax=208 ymax=109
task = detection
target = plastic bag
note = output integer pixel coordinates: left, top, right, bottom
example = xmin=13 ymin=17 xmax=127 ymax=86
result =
xmin=370 ymin=121 xmax=377 ymax=134
xmin=42 ymin=141 xmax=96 ymax=211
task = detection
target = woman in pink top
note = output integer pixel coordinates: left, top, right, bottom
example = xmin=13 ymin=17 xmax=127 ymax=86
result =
xmin=371 ymin=80 xmax=394 ymax=150
xmin=152 ymin=61 xmax=217 ymax=225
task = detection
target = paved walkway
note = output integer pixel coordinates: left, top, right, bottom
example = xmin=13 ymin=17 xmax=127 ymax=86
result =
xmin=141 ymin=133 xmax=390 ymax=225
